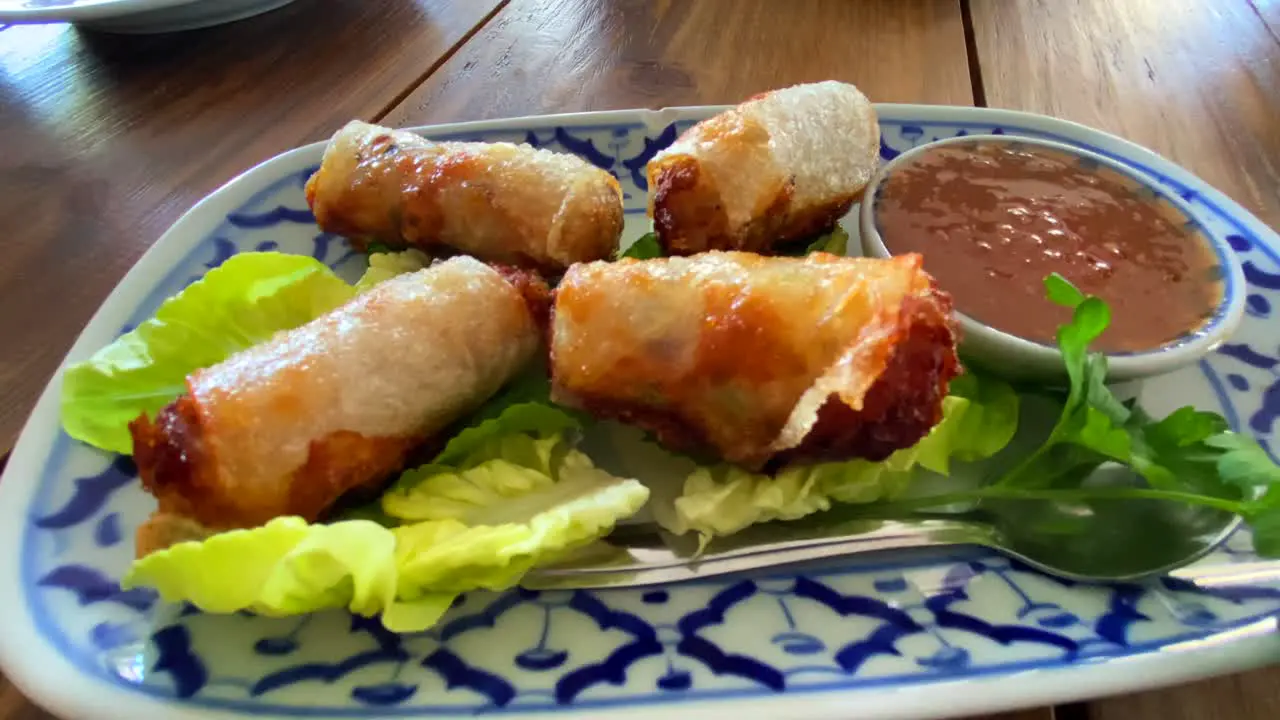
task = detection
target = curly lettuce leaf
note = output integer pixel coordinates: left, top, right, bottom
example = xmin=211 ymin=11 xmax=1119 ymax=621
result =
xmin=61 ymin=253 xmax=356 ymax=454
xmin=616 ymin=232 xmax=663 ymax=260
xmin=394 ymin=364 xmax=585 ymax=488
xmin=804 ymin=225 xmax=849 ymax=255
xmin=354 ymin=249 xmax=432 ymax=292
xmin=392 ymin=454 xmax=649 ymax=591
xmin=616 ymin=226 xmax=847 ymax=260
xmin=664 ymin=374 xmax=1021 ymax=540
xmin=124 ymin=438 xmax=648 ymax=632
xmin=431 ymin=402 xmax=581 ymax=470
xmin=928 ymin=371 xmax=1020 ymax=472
xmin=773 ymin=225 xmax=851 ymax=256
xmin=384 ymin=433 xmax=648 ymax=590
xmin=384 ymin=435 xmax=565 ymax=518
xmin=122 ymin=517 xmax=458 ymax=632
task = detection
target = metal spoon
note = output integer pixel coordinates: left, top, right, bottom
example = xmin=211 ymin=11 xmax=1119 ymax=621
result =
xmin=525 ymin=405 xmax=1248 ymax=590
xmin=524 ymin=495 xmax=1242 ymax=590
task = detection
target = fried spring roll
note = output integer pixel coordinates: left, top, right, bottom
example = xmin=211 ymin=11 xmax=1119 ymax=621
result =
xmin=647 ymin=81 xmax=880 ymax=255
xmin=130 ymin=257 xmax=547 ymax=556
xmin=305 ymin=120 xmax=625 ymax=271
xmin=550 ymin=252 xmax=959 ymax=470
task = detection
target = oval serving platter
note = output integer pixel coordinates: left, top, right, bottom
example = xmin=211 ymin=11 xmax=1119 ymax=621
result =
xmin=0 ymin=0 xmax=297 ymax=33
xmin=1 ymin=105 xmax=1279 ymax=720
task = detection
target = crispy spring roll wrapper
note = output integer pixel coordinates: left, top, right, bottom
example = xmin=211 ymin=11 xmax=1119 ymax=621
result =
xmin=647 ymin=81 xmax=880 ymax=255
xmin=550 ymin=252 xmax=959 ymax=470
xmin=130 ymin=257 xmax=548 ymax=557
xmin=305 ymin=120 xmax=625 ymax=272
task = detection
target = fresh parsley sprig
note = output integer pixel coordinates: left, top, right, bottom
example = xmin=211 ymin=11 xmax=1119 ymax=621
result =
xmin=863 ymin=273 xmax=1280 ymax=556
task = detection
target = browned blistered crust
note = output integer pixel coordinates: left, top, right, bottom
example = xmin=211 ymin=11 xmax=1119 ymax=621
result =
xmin=778 ymin=285 xmax=959 ymax=466
xmin=130 ymin=397 xmax=421 ymax=557
xmin=649 ymin=153 xmax=862 ymax=256
xmin=549 ymin=256 xmax=960 ymax=470
xmin=129 ymin=267 xmax=549 ymax=558
xmin=305 ymin=123 xmax=623 ymax=272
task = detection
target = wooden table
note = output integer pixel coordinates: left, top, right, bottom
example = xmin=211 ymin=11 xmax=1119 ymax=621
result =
xmin=0 ymin=0 xmax=1277 ymax=717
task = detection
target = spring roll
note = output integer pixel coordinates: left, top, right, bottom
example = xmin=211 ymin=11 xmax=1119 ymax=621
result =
xmin=305 ymin=120 xmax=625 ymax=272
xmin=130 ymin=256 xmax=547 ymax=557
xmin=647 ymin=81 xmax=880 ymax=255
xmin=550 ymin=251 xmax=959 ymax=470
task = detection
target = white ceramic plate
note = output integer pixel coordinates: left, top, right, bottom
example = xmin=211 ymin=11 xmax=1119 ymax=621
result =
xmin=0 ymin=0 xmax=297 ymax=33
xmin=1 ymin=105 xmax=1279 ymax=720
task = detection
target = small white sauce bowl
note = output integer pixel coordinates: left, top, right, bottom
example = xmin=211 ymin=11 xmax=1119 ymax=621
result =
xmin=859 ymin=134 xmax=1246 ymax=384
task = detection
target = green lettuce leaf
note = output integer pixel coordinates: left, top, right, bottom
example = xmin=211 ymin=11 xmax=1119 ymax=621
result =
xmin=390 ymin=364 xmax=586 ymax=492
xmin=430 ymin=370 xmax=584 ymax=467
xmin=123 ymin=435 xmax=648 ymax=632
xmin=122 ymin=516 xmax=459 ymax=632
xmin=774 ymin=225 xmax=851 ymax=256
xmin=615 ymin=224 xmax=848 ymax=261
xmin=384 ymin=435 xmax=566 ymax=518
xmin=617 ymin=232 xmax=663 ymax=260
xmin=936 ymin=371 xmax=1021 ymax=469
xmin=354 ymin=249 xmax=432 ymax=293
xmin=61 ymin=253 xmax=356 ymax=454
xmin=663 ymin=374 xmax=1020 ymax=540
xmin=804 ymin=225 xmax=849 ymax=255
xmin=391 ymin=447 xmax=649 ymax=591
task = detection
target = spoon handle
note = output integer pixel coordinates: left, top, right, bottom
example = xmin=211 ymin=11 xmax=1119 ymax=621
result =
xmin=524 ymin=518 xmax=1000 ymax=590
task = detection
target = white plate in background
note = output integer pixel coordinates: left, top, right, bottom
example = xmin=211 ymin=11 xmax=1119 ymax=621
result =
xmin=0 ymin=0 xmax=297 ymax=33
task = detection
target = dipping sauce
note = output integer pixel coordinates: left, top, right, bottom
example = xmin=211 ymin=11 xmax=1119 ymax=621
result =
xmin=874 ymin=140 xmax=1223 ymax=353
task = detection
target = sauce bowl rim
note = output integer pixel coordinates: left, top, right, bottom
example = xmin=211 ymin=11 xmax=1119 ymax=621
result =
xmin=857 ymin=132 xmax=1247 ymax=378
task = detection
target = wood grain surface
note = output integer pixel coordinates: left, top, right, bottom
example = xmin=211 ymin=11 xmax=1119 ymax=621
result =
xmin=382 ymin=0 xmax=973 ymax=126
xmin=0 ymin=0 xmax=1277 ymax=718
xmin=968 ymin=2 xmax=1280 ymax=718
xmin=0 ymin=675 xmax=52 ymax=720
xmin=1084 ymin=665 xmax=1280 ymax=720
xmin=0 ymin=0 xmax=503 ymax=453
xmin=1252 ymin=0 xmax=1280 ymax=41
xmin=968 ymin=0 xmax=1280 ymax=230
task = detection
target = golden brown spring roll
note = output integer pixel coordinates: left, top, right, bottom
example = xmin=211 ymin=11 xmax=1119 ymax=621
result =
xmin=647 ymin=81 xmax=880 ymax=255
xmin=130 ymin=257 xmax=547 ymax=557
xmin=305 ymin=120 xmax=625 ymax=272
xmin=550 ymin=252 xmax=959 ymax=470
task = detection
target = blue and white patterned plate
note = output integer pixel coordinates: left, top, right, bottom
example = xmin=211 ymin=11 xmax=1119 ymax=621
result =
xmin=1 ymin=105 xmax=1279 ymax=720
xmin=0 ymin=0 xmax=297 ymax=33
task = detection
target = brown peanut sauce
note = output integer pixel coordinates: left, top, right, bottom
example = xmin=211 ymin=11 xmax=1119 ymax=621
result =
xmin=873 ymin=140 xmax=1222 ymax=353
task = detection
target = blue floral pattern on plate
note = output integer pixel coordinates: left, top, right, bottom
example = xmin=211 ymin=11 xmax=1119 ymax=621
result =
xmin=18 ymin=109 xmax=1280 ymax=716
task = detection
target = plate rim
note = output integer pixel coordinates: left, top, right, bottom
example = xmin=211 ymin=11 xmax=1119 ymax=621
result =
xmin=0 ymin=0 xmax=198 ymax=23
xmin=2 ymin=103 xmax=1279 ymax=720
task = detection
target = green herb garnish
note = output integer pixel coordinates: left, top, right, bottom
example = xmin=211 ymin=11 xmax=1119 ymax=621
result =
xmin=774 ymin=226 xmax=850 ymax=257
xmin=621 ymin=225 xmax=848 ymax=261
xmin=862 ymin=273 xmax=1280 ymax=556
xmin=803 ymin=225 xmax=849 ymax=255
xmin=616 ymin=232 xmax=664 ymax=260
